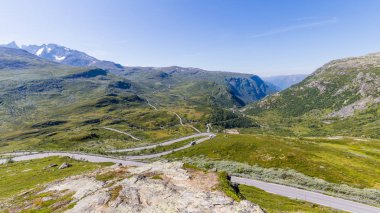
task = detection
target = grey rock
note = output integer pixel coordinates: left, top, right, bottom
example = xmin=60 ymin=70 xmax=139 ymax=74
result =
xmin=58 ymin=162 xmax=72 ymax=169
xmin=210 ymin=168 xmax=218 ymax=172
xmin=42 ymin=161 xmax=264 ymax=213
xmin=47 ymin=163 xmax=58 ymax=168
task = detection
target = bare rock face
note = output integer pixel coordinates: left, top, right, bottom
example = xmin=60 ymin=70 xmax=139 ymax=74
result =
xmin=68 ymin=162 xmax=263 ymax=213
xmin=327 ymin=96 xmax=379 ymax=118
xmin=44 ymin=177 xmax=105 ymax=199
xmin=315 ymin=52 xmax=380 ymax=74
xmin=6 ymin=161 xmax=263 ymax=213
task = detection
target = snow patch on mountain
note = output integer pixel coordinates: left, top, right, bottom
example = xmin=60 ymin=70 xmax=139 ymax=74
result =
xmin=54 ymin=55 xmax=66 ymax=61
xmin=36 ymin=47 xmax=44 ymax=56
xmin=0 ymin=42 xmax=125 ymax=75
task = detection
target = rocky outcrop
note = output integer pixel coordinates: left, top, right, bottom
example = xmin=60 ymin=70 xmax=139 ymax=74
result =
xmin=327 ymin=96 xmax=380 ymax=118
xmin=5 ymin=162 xmax=263 ymax=213
xmin=317 ymin=53 xmax=380 ymax=73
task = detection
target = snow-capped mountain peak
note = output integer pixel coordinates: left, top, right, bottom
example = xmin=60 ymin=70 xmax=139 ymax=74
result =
xmin=1 ymin=41 xmax=126 ymax=75
xmin=20 ymin=43 xmax=98 ymax=66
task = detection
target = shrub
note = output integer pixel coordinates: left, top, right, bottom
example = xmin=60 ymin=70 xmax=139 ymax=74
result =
xmin=208 ymin=107 xmax=257 ymax=128
xmin=179 ymin=157 xmax=380 ymax=206
xmin=218 ymin=171 xmax=244 ymax=201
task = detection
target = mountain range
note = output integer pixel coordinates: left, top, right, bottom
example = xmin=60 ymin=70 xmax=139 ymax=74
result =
xmin=1 ymin=41 xmax=379 ymax=139
xmin=1 ymin=41 xmax=308 ymax=102
xmin=1 ymin=42 xmax=125 ymax=75
xmin=0 ymin=43 xmax=278 ymax=152
xmin=0 ymin=41 xmax=282 ymax=105
xmin=263 ymin=74 xmax=308 ymax=90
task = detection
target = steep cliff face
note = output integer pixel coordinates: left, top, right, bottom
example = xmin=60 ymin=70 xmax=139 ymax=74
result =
xmin=226 ymin=75 xmax=276 ymax=104
xmin=2 ymin=162 xmax=264 ymax=213
xmin=124 ymin=66 xmax=278 ymax=106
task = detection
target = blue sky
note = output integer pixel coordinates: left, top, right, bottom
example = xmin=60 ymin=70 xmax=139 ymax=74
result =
xmin=1 ymin=0 xmax=380 ymax=76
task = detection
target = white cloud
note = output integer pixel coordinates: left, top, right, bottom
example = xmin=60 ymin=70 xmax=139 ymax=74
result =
xmin=251 ymin=17 xmax=338 ymax=38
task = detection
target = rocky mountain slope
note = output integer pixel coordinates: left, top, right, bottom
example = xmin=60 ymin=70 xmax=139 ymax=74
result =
xmin=0 ymin=47 xmax=150 ymax=152
xmin=249 ymin=53 xmax=380 ymax=117
xmin=0 ymin=47 xmax=91 ymax=81
xmin=1 ymin=42 xmax=277 ymax=107
xmin=1 ymin=42 xmax=125 ymax=75
xmin=123 ymin=66 xmax=278 ymax=107
xmin=1 ymin=161 xmax=263 ymax=213
xmin=0 ymin=47 xmax=263 ymax=152
xmin=247 ymin=52 xmax=380 ymax=138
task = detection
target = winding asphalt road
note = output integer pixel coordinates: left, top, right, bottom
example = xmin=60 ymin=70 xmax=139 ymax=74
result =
xmin=102 ymin=127 xmax=140 ymax=141
xmin=1 ymin=151 xmax=379 ymax=212
xmin=0 ymin=152 xmax=144 ymax=167
xmin=174 ymin=112 xmax=184 ymax=126
xmin=173 ymin=112 xmax=202 ymax=133
xmin=232 ymin=177 xmax=380 ymax=213
xmin=108 ymin=133 xmax=213 ymax=153
xmin=0 ymin=125 xmax=378 ymax=212
xmin=124 ymin=136 xmax=213 ymax=160
xmin=188 ymin=125 xmax=202 ymax=133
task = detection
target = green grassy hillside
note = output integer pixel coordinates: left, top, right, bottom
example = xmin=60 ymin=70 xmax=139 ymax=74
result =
xmin=167 ymin=134 xmax=380 ymax=189
xmin=0 ymin=48 xmax=204 ymax=153
xmin=239 ymin=184 xmax=339 ymax=213
xmin=124 ymin=66 xmax=277 ymax=107
xmin=166 ymin=133 xmax=380 ymax=205
xmin=0 ymin=156 xmax=112 ymax=200
xmin=246 ymin=53 xmax=380 ymax=138
xmin=0 ymin=47 xmax=266 ymax=153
